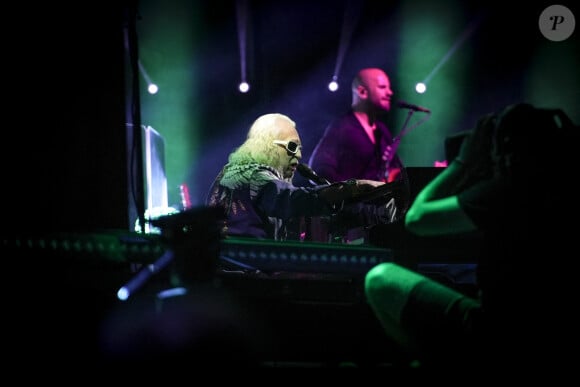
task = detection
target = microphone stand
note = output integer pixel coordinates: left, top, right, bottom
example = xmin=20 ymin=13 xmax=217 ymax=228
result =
xmin=116 ymin=206 xmax=225 ymax=301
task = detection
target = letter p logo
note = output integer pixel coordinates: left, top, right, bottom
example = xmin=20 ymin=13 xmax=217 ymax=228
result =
xmin=539 ymin=5 xmax=575 ymax=41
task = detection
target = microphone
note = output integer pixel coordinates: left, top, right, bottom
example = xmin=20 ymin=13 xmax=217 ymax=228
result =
xmin=297 ymin=163 xmax=331 ymax=185
xmin=397 ymin=100 xmax=431 ymax=113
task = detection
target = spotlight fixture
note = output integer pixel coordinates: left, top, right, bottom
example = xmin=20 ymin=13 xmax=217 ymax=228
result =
xmin=415 ymin=82 xmax=426 ymax=94
xmin=238 ymin=81 xmax=250 ymax=93
xmin=148 ymin=83 xmax=159 ymax=94
xmin=328 ymin=75 xmax=339 ymax=92
xmin=138 ymin=60 xmax=159 ymax=95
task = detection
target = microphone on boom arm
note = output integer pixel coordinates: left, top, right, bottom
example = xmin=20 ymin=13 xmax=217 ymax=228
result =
xmin=397 ymin=100 xmax=431 ymax=113
xmin=297 ymin=163 xmax=331 ymax=185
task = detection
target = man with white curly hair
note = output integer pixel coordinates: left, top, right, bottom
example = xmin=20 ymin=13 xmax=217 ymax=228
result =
xmin=206 ymin=113 xmax=403 ymax=241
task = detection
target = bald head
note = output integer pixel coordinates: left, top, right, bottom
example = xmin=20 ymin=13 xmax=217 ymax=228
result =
xmin=351 ymin=68 xmax=393 ymax=113
xmin=352 ymin=68 xmax=386 ymax=90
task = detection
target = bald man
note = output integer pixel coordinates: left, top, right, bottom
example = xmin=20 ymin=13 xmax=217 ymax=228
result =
xmin=309 ymin=68 xmax=404 ymax=184
xmin=307 ymin=68 xmax=409 ymax=243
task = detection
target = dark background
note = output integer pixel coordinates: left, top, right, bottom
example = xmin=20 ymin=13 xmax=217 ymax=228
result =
xmin=3 ymin=0 xmax=578 ymax=232
xmin=1 ymin=0 xmax=577 ymax=369
xmin=137 ymin=0 xmax=579 ymax=208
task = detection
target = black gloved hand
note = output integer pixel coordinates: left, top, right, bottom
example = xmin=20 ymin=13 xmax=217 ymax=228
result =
xmin=318 ymin=179 xmax=385 ymax=208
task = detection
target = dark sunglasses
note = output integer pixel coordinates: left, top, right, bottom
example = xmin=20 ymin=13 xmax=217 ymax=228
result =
xmin=273 ymin=140 xmax=301 ymax=155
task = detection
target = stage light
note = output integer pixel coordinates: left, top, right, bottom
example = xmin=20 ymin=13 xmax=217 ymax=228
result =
xmin=328 ymin=75 xmax=339 ymax=92
xmin=328 ymin=80 xmax=339 ymax=92
xmin=138 ymin=60 xmax=159 ymax=95
xmin=157 ymin=287 xmax=188 ymax=300
xmin=238 ymin=81 xmax=250 ymax=93
xmin=117 ymin=286 xmax=129 ymax=301
xmin=237 ymin=1 xmax=250 ymax=94
xmin=328 ymin=2 xmax=362 ymax=93
xmin=117 ymin=250 xmax=174 ymax=301
xmin=415 ymin=82 xmax=427 ymax=94
xmin=148 ymin=83 xmax=159 ymax=94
